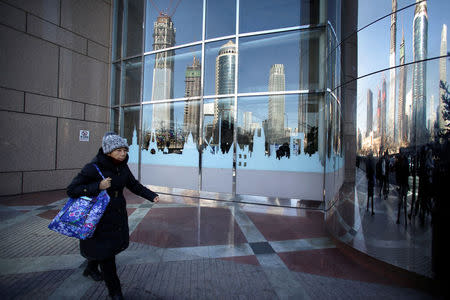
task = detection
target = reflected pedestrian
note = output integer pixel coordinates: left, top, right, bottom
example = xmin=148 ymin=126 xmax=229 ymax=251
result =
xmin=366 ymin=153 xmax=375 ymax=215
xmin=395 ymin=151 xmax=409 ymax=225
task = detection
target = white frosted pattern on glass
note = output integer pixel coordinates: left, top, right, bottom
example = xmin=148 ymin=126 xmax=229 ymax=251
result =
xmin=128 ymin=128 xmax=343 ymax=173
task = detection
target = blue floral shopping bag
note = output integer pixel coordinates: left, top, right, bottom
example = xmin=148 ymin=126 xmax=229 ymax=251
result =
xmin=48 ymin=164 xmax=110 ymax=239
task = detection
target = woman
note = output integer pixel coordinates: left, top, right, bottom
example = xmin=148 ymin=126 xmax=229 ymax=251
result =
xmin=67 ymin=132 xmax=159 ymax=300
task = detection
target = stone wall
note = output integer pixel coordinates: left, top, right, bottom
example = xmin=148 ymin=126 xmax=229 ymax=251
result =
xmin=0 ymin=0 xmax=112 ymax=195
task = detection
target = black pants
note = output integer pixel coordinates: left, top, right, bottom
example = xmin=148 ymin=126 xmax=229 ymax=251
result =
xmin=87 ymin=256 xmax=121 ymax=296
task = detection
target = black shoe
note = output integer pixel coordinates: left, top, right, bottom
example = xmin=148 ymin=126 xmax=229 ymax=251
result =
xmin=83 ymin=268 xmax=103 ymax=281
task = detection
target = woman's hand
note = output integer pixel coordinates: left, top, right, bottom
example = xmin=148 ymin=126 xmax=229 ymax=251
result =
xmin=153 ymin=196 xmax=160 ymax=203
xmin=99 ymin=177 xmax=112 ymax=190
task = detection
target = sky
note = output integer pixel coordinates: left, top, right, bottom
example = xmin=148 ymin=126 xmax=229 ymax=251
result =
xmin=356 ymin=0 xmax=450 ymax=134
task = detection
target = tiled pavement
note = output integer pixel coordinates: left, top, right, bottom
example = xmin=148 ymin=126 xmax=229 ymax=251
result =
xmin=0 ymin=189 xmax=443 ymax=299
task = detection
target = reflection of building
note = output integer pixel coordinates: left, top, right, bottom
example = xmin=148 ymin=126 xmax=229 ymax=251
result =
xmin=398 ymin=30 xmax=407 ymax=145
xmin=412 ymin=0 xmax=428 ymax=145
xmin=366 ymin=89 xmax=373 ymax=137
xmin=428 ymin=95 xmax=436 ymax=138
xmin=438 ymin=24 xmax=448 ymax=132
xmin=376 ymin=88 xmax=381 ymax=137
xmin=389 ymin=0 xmax=397 ymax=143
xmin=214 ymin=40 xmax=237 ymax=151
xmin=183 ymin=57 xmax=201 ymax=140
xmin=268 ymin=64 xmax=286 ymax=143
xmin=152 ymin=13 xmax=175 ymax=131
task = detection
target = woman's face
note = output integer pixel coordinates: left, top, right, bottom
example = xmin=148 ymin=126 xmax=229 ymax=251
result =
xmin=107 ymin=147 xmax=128 ymax=161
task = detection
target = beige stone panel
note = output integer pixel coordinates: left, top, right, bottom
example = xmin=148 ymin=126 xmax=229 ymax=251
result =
xmin=0 ymin=1 xmax=26 ymax=31
xmin=59 ymin=48 xmax=109 ymax=105
xmin=25 ymin=93 xmax=84 ymax=119
xmin=85 ymin=104 xmax=108 ymax=123
xmin=0 ymin=87 xmax=24 ymax=112
xmin=0 ymin=25 xmax=59 ymax=97
xmin=61 ymin=0 xmax=111 ymax=46
xmin=0 ymin=111 xmax=56 ymax=172
xmin=0 ymin=172 xmax=22 ymax=195
xmin=4 ymin=0 xmax=60 ymax=24
xmin=27 ymin=14 xmax=87 ymax=54
xmin=88 ymin=40 xmax=109 ymax=63
xmin=57 ymin=118 xmax=107 ymax=169
xmin=22 ymin=169 xmax=79 ymax=193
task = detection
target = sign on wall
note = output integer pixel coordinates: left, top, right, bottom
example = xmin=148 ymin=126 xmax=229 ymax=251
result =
xmin=79 ymin=130 xmax=90 ymax=142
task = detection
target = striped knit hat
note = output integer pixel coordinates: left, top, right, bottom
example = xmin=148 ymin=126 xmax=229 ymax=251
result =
xmin=102 ymin=132 xmax=129 ymax=154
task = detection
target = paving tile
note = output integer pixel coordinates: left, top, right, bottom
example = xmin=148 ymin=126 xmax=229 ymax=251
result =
xmin=130 ymin=206 xmax=247 ymax=248
xmin=246 ymin=210 xmax=327 ymax=241
xmin=0 ymin=190 xmax=67 ymax=206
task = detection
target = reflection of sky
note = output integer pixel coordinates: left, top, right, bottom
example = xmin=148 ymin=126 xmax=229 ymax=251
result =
xmin=357 ymin=0 xmax=450 ymax=132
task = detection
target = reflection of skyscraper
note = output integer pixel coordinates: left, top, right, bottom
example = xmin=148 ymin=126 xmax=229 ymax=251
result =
xmin=152 ymin=13 xmax=175 ymax=131
xmin=366 ymin=89 xmax=373 ymax=138
xmin=398 ymin=30 xmax=407 ymax=144
xmin=268 ymin=64 xmax=286 ymax=143
xmin=183 ymin=57 xmax=201 ymax=140
xmin=412 ymin=0 xmax=428 ymax=145
xmin=428 ymin=95 xmax=436 ymax=138
xmin=438 ymin=24 xmax=447 ymax=131
xmin=214 ymin=40 xmax=236 ymax=151
xmin=389 ymin=0 xmax=397 ymax=144
xmin=377 ymin=88 xmax=381 ymax=137
xmin=243 ymin=111 xmax=252 ymax=132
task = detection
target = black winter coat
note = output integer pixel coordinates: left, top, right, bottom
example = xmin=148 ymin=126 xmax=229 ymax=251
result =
xmin=67 ymin=148 xmax=158 ymax=260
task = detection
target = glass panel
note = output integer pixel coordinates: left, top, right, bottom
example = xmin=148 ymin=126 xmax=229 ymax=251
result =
xmin=144 ymin=0 xmax=203 ymax=52
xmin=236 ymin=94 xmax=325 ymax=200
xmin=141 ymin=101 xmax=200 ymax=190
xmin=327 ymin=0 xmax=341 ymax=42
xmin=201 ymin=98 xmax=233 ymax=193
xmin=124 ymin=0 xmax=144 ymax=57
xmin=112 ymin=108 xmax=120 ymax=134
xmin=357 ymin=58 xmax=445 ymax=154
xmin=143 ymin=46 xmax=202 ymax=102
xmin=358 ymin=0 xmax=416 ymax=31
xmin=327 ymin=26 xmax=341 ymax=91
xmin=206 ymin=0 xmax=236 ymax=39
xmin=123 ymin=58 xmax=142 ymax=104
xmin=204 ymin=39 xmax=237 ymax=96
xmin=357 ymin=1 xmax=449 ymax=79
xmin=239 ymin=0 xmax=323 ymax=34
xmin=113 ymin=0 xmax=123 ymax=60
xmin=112 ymin=62 xmax=122 ymax=106
xmin=238 ymin=29 xmax=326 ymax=93
xmin=123 ymin=106 xmax=141 ymax=176
xmin=323 ymin=92 xmax=344 ymax=204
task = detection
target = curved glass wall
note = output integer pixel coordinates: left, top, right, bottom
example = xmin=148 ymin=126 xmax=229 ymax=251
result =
xmin=326 ymin=0 xmax=450 ymax=280
xmin=112 ymin=0 xmax=342 ymax=207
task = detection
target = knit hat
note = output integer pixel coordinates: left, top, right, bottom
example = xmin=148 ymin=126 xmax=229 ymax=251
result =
xmin=102 ymin=132 xmax=129 ymax=154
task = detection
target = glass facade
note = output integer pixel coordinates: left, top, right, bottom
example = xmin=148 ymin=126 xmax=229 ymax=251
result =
xmin=111 ymin=0 xmax=450 ymax=278
xmin=325 ymin=0 xmax=450 ymax=279
xmin=111 ymin=0 xmax=343 ymax=205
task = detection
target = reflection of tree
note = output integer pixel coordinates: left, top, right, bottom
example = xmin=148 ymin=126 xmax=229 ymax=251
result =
xmin=220 ymin=120 xmax=234 ymax=153
xmin=438 ymin=80 xmax=450 ymax=140
xmin=304 ymin=126 xmax=318 ymax=155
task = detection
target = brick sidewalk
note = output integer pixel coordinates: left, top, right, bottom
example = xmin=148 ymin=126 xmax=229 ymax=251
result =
xmin=0 ymin=190 xmax=440 ymax=299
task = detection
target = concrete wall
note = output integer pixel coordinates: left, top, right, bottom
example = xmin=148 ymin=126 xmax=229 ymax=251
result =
xmin=0 ymin=0 xmax=112 ymax=195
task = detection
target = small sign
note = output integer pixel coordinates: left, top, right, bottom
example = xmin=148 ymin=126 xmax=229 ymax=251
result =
xmin=79 ymin=130 xmax=90 ymax=142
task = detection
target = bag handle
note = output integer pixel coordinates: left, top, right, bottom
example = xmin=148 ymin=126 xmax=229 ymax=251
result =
xmin=93 ymin=164 xmax=105 ymax=180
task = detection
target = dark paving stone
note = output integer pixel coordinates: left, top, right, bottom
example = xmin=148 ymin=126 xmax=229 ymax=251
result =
xmin=249 ymin=242 xmax=275 ymax=254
